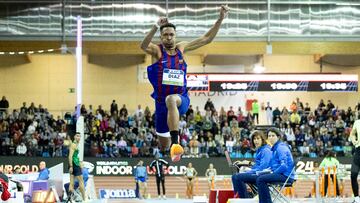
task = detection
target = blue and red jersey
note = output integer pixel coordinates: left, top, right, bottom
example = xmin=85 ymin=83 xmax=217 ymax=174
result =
xmin=147 ymin=45 xmax=188 ymax=103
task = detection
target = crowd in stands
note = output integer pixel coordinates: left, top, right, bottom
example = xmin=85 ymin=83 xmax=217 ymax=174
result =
xmin=0 ymin=95 xmax=360 ymax=159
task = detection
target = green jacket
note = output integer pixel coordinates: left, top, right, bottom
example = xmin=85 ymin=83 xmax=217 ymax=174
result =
xmin=319 ymin=157 xmax=339 ymax=174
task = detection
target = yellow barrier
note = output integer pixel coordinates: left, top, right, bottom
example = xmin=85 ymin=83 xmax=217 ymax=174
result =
xmin=320 ymin=166 xmax=337 ymax=197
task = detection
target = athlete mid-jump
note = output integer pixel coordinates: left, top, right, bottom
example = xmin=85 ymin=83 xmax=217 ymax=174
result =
xmin=140 ymin=5 xmax=228 ymax=162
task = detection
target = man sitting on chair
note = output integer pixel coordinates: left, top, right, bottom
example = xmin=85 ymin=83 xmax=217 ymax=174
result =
xmin=256 ymin=128 xmax=295 ymax=203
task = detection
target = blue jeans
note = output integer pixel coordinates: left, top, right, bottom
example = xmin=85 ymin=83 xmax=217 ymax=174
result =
xmin=231 ymin=173 xmax=257 ymax=198
xmin=256 ymin=173 xmax=293 ymax=203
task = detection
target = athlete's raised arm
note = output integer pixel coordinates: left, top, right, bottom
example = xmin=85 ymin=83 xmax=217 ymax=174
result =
xmin=140 ymin=17 xmax=168 ymax=57
xmin=178 ymin=5 xmax=228 ymax=53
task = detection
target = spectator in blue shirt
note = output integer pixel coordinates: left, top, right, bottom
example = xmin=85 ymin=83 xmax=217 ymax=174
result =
xmin=37 ymin=161 xmax=49 ymax=180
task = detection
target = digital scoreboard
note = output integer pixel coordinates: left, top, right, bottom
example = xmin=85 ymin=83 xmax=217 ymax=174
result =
xmin=186 ymin=74 xmax=358 ymax=92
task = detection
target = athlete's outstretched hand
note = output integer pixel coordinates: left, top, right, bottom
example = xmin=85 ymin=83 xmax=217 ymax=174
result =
xmin=219 ymin=5 xmax=229 ymax=20
xmin=157 ymin=17 xmax=168 ymax=27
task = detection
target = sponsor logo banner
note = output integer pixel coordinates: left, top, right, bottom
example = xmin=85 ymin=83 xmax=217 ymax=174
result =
xmin=0 ymin=156 xmax=353 ymax=176
xmin=99 ymin=189 xmax=137 ymax=199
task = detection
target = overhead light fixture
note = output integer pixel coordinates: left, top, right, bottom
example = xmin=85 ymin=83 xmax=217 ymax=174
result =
xmin=253 ymin=55 xmax=266 ymax=73
xmin=253 ymin=64 xmax=266 ymax=73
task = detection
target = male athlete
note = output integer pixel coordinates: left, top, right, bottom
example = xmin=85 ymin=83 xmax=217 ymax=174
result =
xmin=140 ymin=5 xmax=228 ymax=162
xmin=350 ymin=118 xmax=360 ymax=203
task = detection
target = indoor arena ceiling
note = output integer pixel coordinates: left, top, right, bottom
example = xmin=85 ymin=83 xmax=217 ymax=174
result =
xmin=0 ymin=0 xmax=360 ymax=41
xmin=1 ymin=0 xmax=360 ymax=55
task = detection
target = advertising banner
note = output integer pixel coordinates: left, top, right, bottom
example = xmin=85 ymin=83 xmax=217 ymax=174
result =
xmin=0 ymin=156 xmax=353 ymax=177
xmin=99 ymin=189 xmax=137 ymax=199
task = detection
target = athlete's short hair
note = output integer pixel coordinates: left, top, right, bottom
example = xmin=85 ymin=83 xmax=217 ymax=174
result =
xmin=160 ymin=23 xmax=176 ymax=32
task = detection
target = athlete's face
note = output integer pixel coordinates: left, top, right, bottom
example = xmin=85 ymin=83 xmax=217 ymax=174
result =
xmin=160 ymin=27 xmax=176 ymax=50
xmin=267 ymin=131 xmax=278 ymax=145
xmin=253 ymin=135 xmax=263 ymax=148
xmin=75 ymin=134 xmax=80 ymax=142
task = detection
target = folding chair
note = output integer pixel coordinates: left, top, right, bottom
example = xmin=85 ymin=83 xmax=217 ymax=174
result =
xmin=269 ymin=166 xmax=296 ymax=203
xmin=225 ymin=150 xmax=258 ymax=198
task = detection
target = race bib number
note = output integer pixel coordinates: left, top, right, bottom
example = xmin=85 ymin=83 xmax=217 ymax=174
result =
xmin=162 ymin=68 xmax=184 ymax=86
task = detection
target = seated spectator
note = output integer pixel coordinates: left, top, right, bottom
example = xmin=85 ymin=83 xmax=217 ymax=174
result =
xmin=106 ymin=143 xmax=118 ymax=158
xmin=295 ymin=128 xmax=305 ymax=146
xmin=335 ymin=116 xmax=345 ymax=133
xmin=42 ymin=146 xmax=51 ymax=158
xmin=199 ymin=138 xmax=207 ymax=155
xmin=284 ymin=125 xmax=295 ymax=143
xmin=214 ymin=133 xmax=224 ymax=147
xmin=202 ymin=117 xmax=213 ymax=134
xmin=226 ymin=137 xmax=234 ymax=153
xmin=90 ymin=142 xmax=99 ymax=157
xmin=108 ymin=136 xmax=117 ymax=146
xmin=332 ymin=132 xmax=343 ymax=146
xmin=189 ymin=136 xmax=199 ymax=156
xmin=140 ymin=143 xmax=150 ymax=157
xmin=241 ymin=138 xmax=251 ymax=154
xmin=233 ymin=139 xmax=242 ymax=154
xmin=16 ymin=142 xmax=27 ymax=156
xmin=131 ymin=144 xmax=139 ymax=157
xmin=117 ymin=137 xmax=128 ymax=156
xmin=37 ymin=161 xmax=49 ymax=180
xmin=325 ymin=141 xmax=333 ymax=152
xmin=222 ymin=122 xmax=231 ymax=137
xmin=299 ymin=142 xmax=310 ymax=157
xmin=180 ymin=132 xmax=189 ymax=147
xmin=343 ymin=141 xmax=353 ymax=157
xmin=207 ymin=138 xmax=217 ymax=156
xmin=290 ymin=141 xmax=300 ymax=157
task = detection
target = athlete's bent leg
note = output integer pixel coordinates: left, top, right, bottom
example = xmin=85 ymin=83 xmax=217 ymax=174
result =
xmin=166 ymin=94 xmax=184 ymax=162
xmin=155 ymin=106 xmax=171 ymax=151
xmin=166 ymin=94 xmax=181 ymax=140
